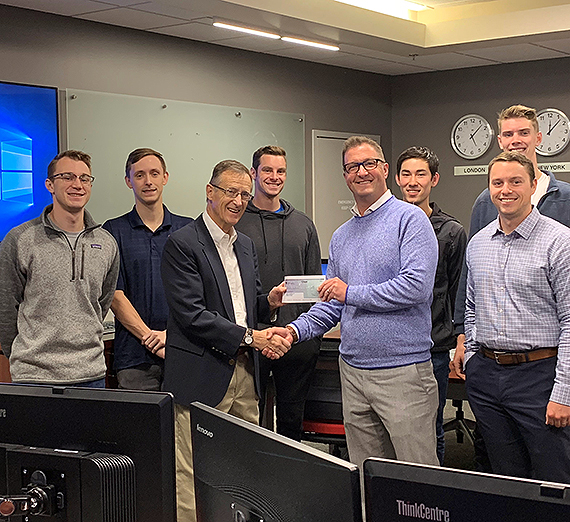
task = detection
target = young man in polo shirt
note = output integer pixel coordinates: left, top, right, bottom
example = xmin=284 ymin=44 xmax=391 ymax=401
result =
xmin=103 ymin=148 xmax=191 ymax=390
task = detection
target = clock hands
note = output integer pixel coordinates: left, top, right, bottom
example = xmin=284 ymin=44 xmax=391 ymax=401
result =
xmin=469 ymin=124 xmax=483 ymax=145
xmin=547 ymin=119 xmax=561 ymax=136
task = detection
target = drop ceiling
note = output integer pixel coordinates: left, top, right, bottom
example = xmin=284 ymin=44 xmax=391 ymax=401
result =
xmin=2 ymin=0 xmax=570 ymax=75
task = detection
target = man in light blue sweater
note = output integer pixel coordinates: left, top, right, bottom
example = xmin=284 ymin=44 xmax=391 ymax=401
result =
xmin=287 ymin=136 xmax=440 ymax=467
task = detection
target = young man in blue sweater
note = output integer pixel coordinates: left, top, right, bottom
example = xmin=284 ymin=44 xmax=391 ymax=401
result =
xmin=287 ymin=136 xmax=440 ymax=468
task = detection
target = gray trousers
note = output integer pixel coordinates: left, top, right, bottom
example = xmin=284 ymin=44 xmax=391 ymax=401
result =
xmin=117 ymin=363 xmax=163 ymax=391
xmin=339 ymin=356 xmax=439 ymax=468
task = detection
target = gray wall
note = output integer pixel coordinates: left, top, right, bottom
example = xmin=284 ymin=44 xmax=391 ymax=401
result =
xmin=4 ymin=4 xmax=570 ymax=232
xmin=0 ymin=4 xmax=392 ymax=217
xmin=391 ymin=58 xmax=570 ymax=231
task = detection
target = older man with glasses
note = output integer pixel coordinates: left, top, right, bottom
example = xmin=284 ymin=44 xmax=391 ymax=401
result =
xmin=0 ymin=150 xmax=119 ymax=388
xmin=161 ymin=159 xmax=291 ymax=522
xmin=286 ymin=136 xmax=440 ymax=469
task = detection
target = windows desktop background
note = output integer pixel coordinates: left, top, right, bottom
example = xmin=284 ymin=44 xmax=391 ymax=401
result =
xmin=0 ymin=81 xmax=59 ymax=241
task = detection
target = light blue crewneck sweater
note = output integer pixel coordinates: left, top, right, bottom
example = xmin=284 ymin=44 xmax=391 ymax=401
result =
xmin=292 ymin=195 xmax=438 ymax=369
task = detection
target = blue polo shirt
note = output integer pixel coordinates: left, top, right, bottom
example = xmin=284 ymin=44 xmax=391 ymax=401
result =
xmin=102 ymin=206 xmax=192 ymax=370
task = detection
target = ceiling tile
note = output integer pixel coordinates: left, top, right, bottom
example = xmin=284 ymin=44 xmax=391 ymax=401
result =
xmin=340 ymin=43 xmax=412 ymax=63
xmin=269 ymin=47 xmax=429 ymax=75
xmin=535 ymin=38 xmax=570 ymax=54
xmin=150 ymin=21 xmax=219 ymax=42
xmin=405 ymin=52 xmax=498 ymax=70
xmin=210 ymin=35 xmax=296 ymax=53
xmin=270 ymin=45 xmax=346 ymax=63
xmin=5 ymin=0 xmax=570 ymax=75
xmin=462 ymin=42 xmax=567 ymax=63
xmin=329 ymin=53 xmax=432 ymax=75
xmin=126 ymin=0 xmax=210 ymax=21
xmin=370 ymin=61 xmax=435 ymax=75
xmin=94 ymin=0 xmax=151 ymax=6
xmin=76 ymin=5 xmax=184 ymax=29
xmin=0 ymin=0 xmax=112 ymax=15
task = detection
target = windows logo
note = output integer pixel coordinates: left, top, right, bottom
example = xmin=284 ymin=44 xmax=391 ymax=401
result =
xmin=0 ymin=132 xmax=34 ymax=205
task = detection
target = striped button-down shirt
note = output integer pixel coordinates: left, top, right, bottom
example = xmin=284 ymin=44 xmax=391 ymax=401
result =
xmin=464 ymin=207 xmax=570 ymax=406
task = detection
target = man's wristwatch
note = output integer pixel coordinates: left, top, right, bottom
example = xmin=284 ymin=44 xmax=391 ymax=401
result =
xmin=286 ymin=325 xmax=298 ymax=344
xmin=243 ymin=328 xmax=254 ymax=346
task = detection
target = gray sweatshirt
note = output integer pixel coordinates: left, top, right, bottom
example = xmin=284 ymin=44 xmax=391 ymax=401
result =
xmin=0 ymin=205 xmax=119 ymax=384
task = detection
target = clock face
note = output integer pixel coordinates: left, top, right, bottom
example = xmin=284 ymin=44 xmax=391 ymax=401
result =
xmin=536 ymin=108 xmax=570 ymax=157
xmin=451 ymin=114 xmax=494 ymax=160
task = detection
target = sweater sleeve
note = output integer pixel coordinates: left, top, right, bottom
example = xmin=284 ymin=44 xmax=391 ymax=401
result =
xmin=0 ymin=231 xmax=26 ymax=358
xmin=99 ymin=238 xmax=120 ymax=319
xmin=447 ymin=222 xmax=468 ymax=316
xmin=345 ymin=210 xmax=438 ymax=312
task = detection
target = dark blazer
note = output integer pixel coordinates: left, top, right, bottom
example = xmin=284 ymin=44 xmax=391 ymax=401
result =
xmin=161 ymin=214 xmax=271 ymax=408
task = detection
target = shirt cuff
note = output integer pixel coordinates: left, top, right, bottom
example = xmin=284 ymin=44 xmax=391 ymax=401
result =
xmin=550 ymin=382 xmax=570 ymax=407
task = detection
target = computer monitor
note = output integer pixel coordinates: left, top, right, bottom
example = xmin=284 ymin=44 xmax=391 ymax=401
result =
xmin=0 ymin=81 xmax=59 ymax=241
xmin=321 ymin=258 xmax=328 ymax=276
xmin=364 ymin=457 xmax=570 ymax=522
xmin=190 ymin=402 xmax=362 ymax=522
xmin=0 ymin=384 xmax=176 ymax=522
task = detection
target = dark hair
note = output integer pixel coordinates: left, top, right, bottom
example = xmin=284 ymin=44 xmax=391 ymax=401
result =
xmin=125 ymin=148 xmax=167 ymax=177
xmin=210 ymin=160 xmax=251 ymax=186
xmin=47 ymin=150 xmax=91 ymax=178
xmin=487 ymin=151 xmax=535 ymax=183
xmin=396 ymin=146 xmax=439 ymax=178
xmin=252 ymin=145 xmax=287 ymax=171
xmin=342 ymin=136 xmax=385 ymax=164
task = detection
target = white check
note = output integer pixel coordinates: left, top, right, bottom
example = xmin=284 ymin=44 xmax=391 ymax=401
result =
xmin=283 ymin=275 xmax=325 ymax=303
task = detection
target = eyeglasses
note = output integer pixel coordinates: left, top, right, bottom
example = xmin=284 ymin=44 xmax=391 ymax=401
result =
xmin=210 ymin=183 xmax=253 ymax=202
xmin=49 ymin=172 xmax=95 ymax=184
xmin=343 ymin=158 xmax=384 ymax=175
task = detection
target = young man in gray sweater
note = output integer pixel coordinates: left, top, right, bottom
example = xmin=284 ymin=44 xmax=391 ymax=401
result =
xmin=0 ymin=150 xmax=119 ymax=387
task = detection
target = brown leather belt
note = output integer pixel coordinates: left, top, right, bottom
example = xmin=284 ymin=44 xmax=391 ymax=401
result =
xmin=480 ymin=346 xmax=557 ymax=365
xmin=236 ymin=347 xmax=250 ymax=357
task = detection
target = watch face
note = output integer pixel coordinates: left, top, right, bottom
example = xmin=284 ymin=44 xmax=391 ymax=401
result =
xmin=536 ymin=108 xmax=570 ymax=157
xmin=451 ymin=114 xmax=494 ymax=160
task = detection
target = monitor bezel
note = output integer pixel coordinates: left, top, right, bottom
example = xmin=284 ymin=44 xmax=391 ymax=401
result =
xmin=0 ymin=383 xmax=176 ymax=522
xmin=190 ymin=401 xmax=362 ymax=522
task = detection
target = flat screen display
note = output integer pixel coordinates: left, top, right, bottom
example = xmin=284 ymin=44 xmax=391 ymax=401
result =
xmin=0 ymin=384 xmax=176 ymax=522
xmin=0 ymin=81 xmax=59 ymax=241
xmin=365 ymin=457 xmax=570 ymax=522
xmin=191 ymin=401 xmax=362 ymax=522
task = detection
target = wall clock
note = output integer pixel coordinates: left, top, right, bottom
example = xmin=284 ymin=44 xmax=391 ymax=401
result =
xmin=536 ymin=108 xmax=570 ymax=157
xmin=451 ymin=114 xmax=494 ymax=160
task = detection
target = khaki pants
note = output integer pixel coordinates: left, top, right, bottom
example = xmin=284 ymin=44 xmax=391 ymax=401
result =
xmin=339 ymin=356 xmax=439 ymax=469
xmin=175 ymin=353 xmax=259 ymax=522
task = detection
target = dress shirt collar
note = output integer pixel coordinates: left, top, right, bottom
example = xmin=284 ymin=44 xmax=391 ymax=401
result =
xmin=350 ymin=189 xmax=393 ymax=217
xmin=491 ymin=206 xmax=540 ymax=240
xmin=203 ymin=208 xmax=237 ymax=247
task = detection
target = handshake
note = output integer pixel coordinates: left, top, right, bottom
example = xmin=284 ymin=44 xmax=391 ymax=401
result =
xmin=251 ymin=326 xmax=295 ymax=360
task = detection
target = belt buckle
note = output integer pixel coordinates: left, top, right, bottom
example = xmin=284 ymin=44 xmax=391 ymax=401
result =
xmin=494 ymin=351 xmax=507 ymax=364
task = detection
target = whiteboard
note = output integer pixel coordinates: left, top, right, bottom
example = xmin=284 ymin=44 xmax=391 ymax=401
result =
xmin=66 ymin=89 xmax=305 ymax=223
